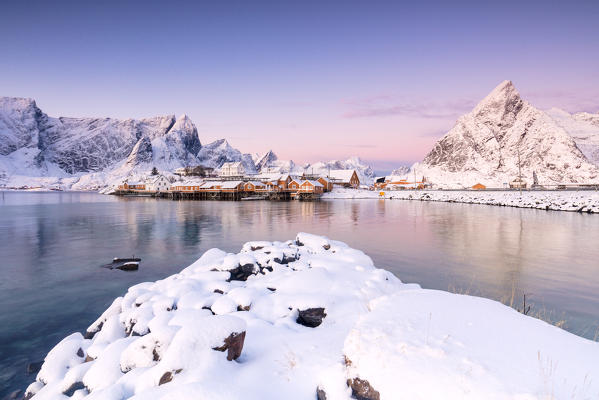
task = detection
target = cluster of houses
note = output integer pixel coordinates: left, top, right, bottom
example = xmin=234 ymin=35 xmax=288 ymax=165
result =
xmin=117 ymin=163 xmax=362 ymax=198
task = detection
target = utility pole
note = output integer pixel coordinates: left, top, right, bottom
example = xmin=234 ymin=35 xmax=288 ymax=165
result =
xmin=413 ymin=167 xmax=417 ymax=190
xmin=517 ymin=144 xmax=522 ymax=196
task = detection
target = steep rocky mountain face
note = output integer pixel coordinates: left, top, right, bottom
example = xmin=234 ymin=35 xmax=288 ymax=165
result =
xmin=253 ymin=150 xmax=278 ymax=171
xmin=197 ymin=139 xmax=257 ymax=174
xmin=389 ymin=166 xmax=410 ymax=176
xmin=0 ymin=97 xmax=204 ymax=187
xmin=545 ymin=108 xmax=599 ymax=166
xmin=418 ymin=81 xmax=599 ymax=187
xmin=0 ymin=96 xmax=379 ymax=189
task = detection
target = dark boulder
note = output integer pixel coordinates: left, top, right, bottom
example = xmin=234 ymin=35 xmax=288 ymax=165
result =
xmin=347 ymin=377 xmax=380 ymax=400
xmin=297 ymin=308 xmax=327 ymax=328
xmin=212 ymin=331 xmax=246 ymax=361
xmin=63 ymin=381 xmax=86 ymax=397
xmin=227 ymin=264 xmax=257 ymax=281
xmin=84 ymin=321 xmax=104 ymax=339
xmin=316 ymin=386 xmax=327 ymax=400
xmin=159 ymin=369 xmax=182 ymax=385
xmin=115 ymin=262 xmax=139 ymax=271
xmin=159 ymin=371 xmax=173 ymax=385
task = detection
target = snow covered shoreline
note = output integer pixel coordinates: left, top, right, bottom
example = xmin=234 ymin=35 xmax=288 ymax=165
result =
xmin=24 ymin=233 xmax=599 ymax=399
xmin=323 ymin=188 xmax=599 ymax=213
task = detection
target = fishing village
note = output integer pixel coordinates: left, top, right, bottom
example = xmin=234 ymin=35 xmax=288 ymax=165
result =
xmin=114 ymin=162 xmax=361 ymax=201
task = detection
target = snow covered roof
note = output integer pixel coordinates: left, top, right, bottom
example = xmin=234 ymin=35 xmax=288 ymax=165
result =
xmin=254 ymin=173 xmax=289 ymax=181
xmin=301 ymin=180 xmax=323 ymax=187
xmin=126 ymin=181 xmax=144 ymax=186
xmin=148 ymin=175 xmax=167 ymax=183
xmin=328 ymin=169 xmax=357 ymax=183
xmin=221 ymin=162 xmax=243 ymax=168
xmin=245 ymin=181 xmax=266 ymax=186
xmin=220 ymin=180 xmax=244 ymax=189
xmin=176 ymin=180 xmax=204 ymax=186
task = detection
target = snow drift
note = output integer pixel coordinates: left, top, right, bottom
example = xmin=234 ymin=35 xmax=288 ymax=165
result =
xmin=25 ymin=234 xmax=599 ymax=399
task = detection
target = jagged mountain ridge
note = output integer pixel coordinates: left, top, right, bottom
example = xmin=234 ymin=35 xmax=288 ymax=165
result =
xmin=0 ymin=97 xmax=377 ymax=189
xmin=414 ymin=81 xmax=599 ymax=187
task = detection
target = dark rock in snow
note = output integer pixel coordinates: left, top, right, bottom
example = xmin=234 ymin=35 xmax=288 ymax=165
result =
xmin=26 ymin=361 xmax=43 ymax=375
xmin=227 ymin=263 xmax=257 ymax=281
xmin=212 ymin=331 xmax=246 ymax=361
xmin=76 ymin=347 xmax=85 ymax=358
xmin=213 ymin=289 xmax=224 ymax=294
xmin=159 ymin=371 xmax=173 ymax=386
xmin=237 ymin=305 xmax=251 ymax=311
xmin=63 ymin=381 xmax=86 ymax=397
xmin=202 ymin=306 xmax=215 ymax=315
xmin=84 ymin=322 xmax=102 ymax=339
xmin=316 ymin=386 xmax=327 ymax=400
xmin=273 ymin=255 xmax=297 ymax=264
xmin=159 ymin=369 xmax=183 ymax=386
xmin=347 ymin=378 xmax=380 ymax=400
xmin=297 ymin=308 xmax=327 ymax=328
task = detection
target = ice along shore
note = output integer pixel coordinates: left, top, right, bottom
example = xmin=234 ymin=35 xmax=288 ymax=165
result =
xmin=323 ymin=189 xmax=599 ymax=213
xmin=26 ymin=233 xmax=599 ymax=399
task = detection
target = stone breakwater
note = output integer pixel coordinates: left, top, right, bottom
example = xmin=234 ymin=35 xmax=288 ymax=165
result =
xmin=324 ymin=189 xmax=599 ymax=213
xmin=24 ymin=234 xmax=599 ymax=399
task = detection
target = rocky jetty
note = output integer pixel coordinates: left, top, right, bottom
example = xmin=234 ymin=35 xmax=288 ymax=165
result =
xmin=24 ymin=233 xmax=599 ymax=399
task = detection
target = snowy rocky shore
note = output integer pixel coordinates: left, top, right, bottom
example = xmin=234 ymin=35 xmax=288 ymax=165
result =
xmin=324 ymin=189 xmax=599 ymax=213
xmin=25 ymin=233 xmax=599 ymax=399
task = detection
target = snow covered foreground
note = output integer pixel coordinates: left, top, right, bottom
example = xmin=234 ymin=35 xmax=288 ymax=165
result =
xmin=324 ymin=189 xmax=599 ymax=213
xmin=27 ymin=233 xmax=599 ymax=399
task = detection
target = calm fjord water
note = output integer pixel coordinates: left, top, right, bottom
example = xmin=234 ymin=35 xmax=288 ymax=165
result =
xmin=1 ymin=191 xmax=598 ymax=396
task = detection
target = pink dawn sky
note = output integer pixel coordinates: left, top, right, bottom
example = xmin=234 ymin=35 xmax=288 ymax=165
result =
xmin=1 ymin=1 xmax=598 ymax=171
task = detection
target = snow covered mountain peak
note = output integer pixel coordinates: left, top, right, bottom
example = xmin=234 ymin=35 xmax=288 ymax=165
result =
xmin=471 ymin=80 xmax=523 ymax=125
xmin=419 ymin=81 xmax=599 ymax=187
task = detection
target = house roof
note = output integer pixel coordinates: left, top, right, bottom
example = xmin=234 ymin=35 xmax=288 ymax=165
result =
xmin=254 ymin=173 xmax=289 ymax=181
xmin=221 ymin=162 xmax=243 ymax=168
xmin=220 ymin=180 xmax=244 ymax=189
xmin=328 ymin=169 xmax=358 ymax=183
xmin=127 ymin=181 xmax=144 ymax=186
xmin=301 ymin=180 xmax=323 ymax=187
xmin=148 ymin=175 xmax=167 ymax=183
xmin=245 ymin=181 xmax=266 ymax=186
xmin=175 ymin=180 xmax=204 ymax=186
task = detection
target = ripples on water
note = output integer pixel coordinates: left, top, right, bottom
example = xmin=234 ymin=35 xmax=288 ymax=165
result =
xmin=1 ymin=191 xmax=598 ymax=396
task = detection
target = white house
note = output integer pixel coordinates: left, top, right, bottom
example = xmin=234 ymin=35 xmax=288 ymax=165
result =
xmin=146 ymin=175 xmax=170 ymax=191
xmin=328 ymin=169 xmax=360 ymax=188
xmin=219 ymin=162 xmax=245 ymax=177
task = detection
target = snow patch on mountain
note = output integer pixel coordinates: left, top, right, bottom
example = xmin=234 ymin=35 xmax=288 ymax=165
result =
xmin=545 ymin=108 xmax=599 ymax=166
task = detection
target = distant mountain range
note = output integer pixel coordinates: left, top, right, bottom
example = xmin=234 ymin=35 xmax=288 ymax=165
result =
xmin=0 ymin=97 xmax=375 ymax=189
xmin=2 ymin=81 xmax=598 ymax=191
